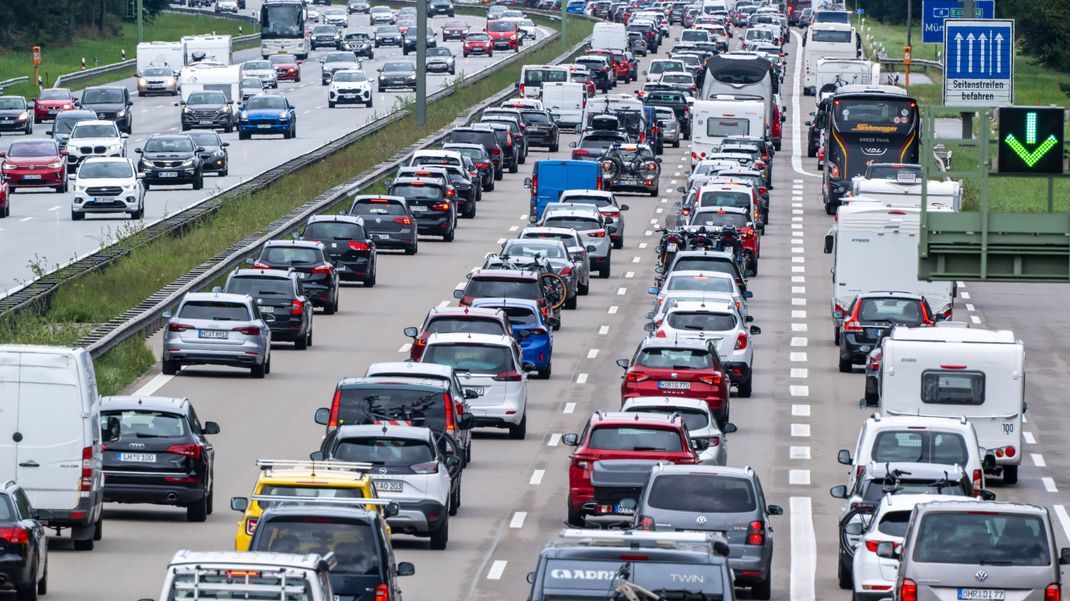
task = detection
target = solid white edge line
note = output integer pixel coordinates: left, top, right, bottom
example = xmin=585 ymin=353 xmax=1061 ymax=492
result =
xmin=789 ymin=30 xmax=819 ymax=179
xmin=132 ymin=373 xmax=174 ymax=397
xmin=1054 ymin=505 xmax=1070 ymax=545
xmin=790 ymin=496 xmax=817 ymax=601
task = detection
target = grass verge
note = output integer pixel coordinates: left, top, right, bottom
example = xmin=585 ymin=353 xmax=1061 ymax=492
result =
xmin=0 ymin=13 xmax=258 ymax=97
xmin=0 ymin=15 xmax=593 ymax=392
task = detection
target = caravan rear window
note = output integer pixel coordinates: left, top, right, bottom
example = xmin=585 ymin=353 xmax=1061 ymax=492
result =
xmin=706 ymin=117 xmax=749 ymax=137
xmin=921 ymin=370 xmax=985 ymax=405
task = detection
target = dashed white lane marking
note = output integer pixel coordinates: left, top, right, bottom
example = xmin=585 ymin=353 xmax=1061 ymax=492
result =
xmin=19 ymin=217 xmax=31 ymax=222
xmin=508 ymin=225 xmax=519 ymax=232
xmin=1024 ymin=431 xmax=1037 ymax=444
xmin=791 ymin=368 xmax=809 ymax=378
xmin=961 ymin=291 xmax=971 ymax=299
xmin=649 ymin=218 xmax=658 ymax=224
xmin=790 ymin=497 xmax=817 ymax=601
xmin=792 ymin=311 xmax=807 ymax=320
xmin=792 ymin=209 xmax=804 ymax=215
xmin=790 ymin=385 xmax=809 ymax=396
xmin=789 ymin=469 xmax=811 ymax=485
xmin=791 ymin=223 xmax=803 ymax=229
xmin=398 ymin=343 xmax=412 ymax=353
xmin=793 ymin=266 xmax=806 ymax=273
xmin=497 ymin=238 xmax=507 ymax=244
xmin=548 ymin=433 xmax=561 ymax=447
xmin=790 ymin=352 xmax=808 ymax=362
xmin=644 ymin=229 xmax=653 ymax=236
xmin=616 ymin=287 xmax=627 ymax=295
xmin=970 ymin=315 xmax=982 ymax=324
xmin=791 ymin=247 xmax=804 ymax=254
xmin=455 ymin=281 xmax=467 ymax=290
xmin=519 ymin=214 xmax=528 ymax=220
xmin=587 ymin=349 xmax=599 ymax=359
xmin=791 ymin=298 xmax=806 ymax=305
xmin=608 ymin=306 xmax=619 ymax=314
xmin=965 ymin=303 xmax=976 ymax=311
xmin=792 ymin=232 xmax=805 ymax=239
xmin=510 ymin=512 xmax=527 ymax=528
xmin=438 ymin=300 xmax=450 ymax=308
xmin=599 ymin=325 xmax=610 ymax=335
xmin=790 ymin=337 xmax=808 ymax=347
xmin=1032 ymin=453 xmax=1046 ymax=467
xmin=133 ymin=373 xmax=174 ymax=396
xmin=48 ymin=205 xmax=60 ymax=211
xmin=791 ymin=423 xmax=811 ymax=437
xmin=790 ymin=446 xmax=812 ymax=460
xmin=563 ymin=402 xmax=576 ymax=414
xmin=792 ymin=323 xmax=808 ymax=332
xmin=655 ymin=208 xmax=663 ymax=214
xmin=638 ymin=242 xmax=648 ymax=249
xmin=792 ymin=286 xmax=806 ymax=294
xmin=575 ymin=373 xmax=588 ymax=384
xmin=1043 ymin=477 xmax=1059 ymax=493
xmin=632 ymin=256 xmax=641 ymax=263
xmin=794 ymin=179 xmax=804 ymax=183
xmin=529 ymin=470 xmax=545 ymax=485
xmin=792 ymin=256 xmax=805 ymax=263
xmin=792 ymin=404 xmax=811 ymax=417
xmin=625 ymin=271 xmax=635 ymax=279
xmin=487 ymin=560 xmax=508 ymax=580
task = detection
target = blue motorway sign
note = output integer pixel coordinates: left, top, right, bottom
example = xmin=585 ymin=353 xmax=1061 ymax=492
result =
xmin=943 ymin=19 xmax=1014 ymax=106
xmin=922 ymin=0 xmax=995 ymax=44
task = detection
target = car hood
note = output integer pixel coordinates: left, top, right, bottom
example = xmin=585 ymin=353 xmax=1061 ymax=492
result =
xmin=69 ymin=136 xmax=122 ymax=146
xmin=487 ymin=30 xmax=515 ymax=37
xmin=244 ymin=108 xmax=289 ymax=117
xmin=142 ymin=151 xmax=196 ymax=160
xmin=187 ymin=103 xmax=227 ymax=111
xmin=427 ymin=55 xmax=453 ymax=62
xmin=325 ymin=62 xmax=362 ymax=71
xmin=81 ymin=102 xmax=125 ymax=111
xmin=246 ymin=69 xmax=275 ymax=77
xmin=36 ymin=99 xmax=74 ymax=107
xmin=75 ymin=176 xmax=136 ymax=187
xmin=380 ymin=71 xmax=414 ymax=77
xmin=0 ymin=109 xmax=28 ymax=117
xmin=331 ymin=81 xmax=370 ymax=90
xmin=4 ymin=155 xmax=61 ymax=165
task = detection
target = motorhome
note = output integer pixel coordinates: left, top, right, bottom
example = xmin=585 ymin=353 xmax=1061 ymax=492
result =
xmin=813 ymin=58 xmax=879 ymax=99
xmin=690 ymin=95 xmax=766 ymax=165
xmin=136 ymin=41 xmax=187 ymax=75
xmin=178 ymin=63 xmax=242 ymax=102
xmin=181 ymin=34 xmax=233 ymax=65
xmin=848 ymin=177 xmax=962 ymax=211
xmin=802 ymin=23 xmax=859 ymax=95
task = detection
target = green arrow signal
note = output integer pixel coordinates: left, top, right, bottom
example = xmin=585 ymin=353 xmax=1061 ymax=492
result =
xmin=1004 ymin=132 xmax=1059 ymax=168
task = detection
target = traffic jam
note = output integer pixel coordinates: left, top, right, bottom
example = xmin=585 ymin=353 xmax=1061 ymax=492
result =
xmin=0 ymin=0 xmax=1062 ymax=600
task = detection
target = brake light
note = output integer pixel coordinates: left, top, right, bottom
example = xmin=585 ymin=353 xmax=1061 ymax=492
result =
xmin=698 ymin=373 xmax=722 ymax=385
xmin=625 ymin=371 xmax=649 ymax=382
xmin=531 ymin=173 xmax=538 ymax=195
xmin=168 ymin=323 xmax=194 ymax=332
xmin=589 ymin=229 xmax=606 ymax=238
xmin=476 ymin=161 xmax=490 ymax=169
xmin=560 ymin=265 xmax=573 ymax=277
xmin=412 ymin=460 xmax=440 ymax=474
xmin=290 ymin=299 xmax=304 ymax=315
xmin=251 ymin=260 xmax=271 ymax=269
xmin=432 ymin=202 xmax=451 ymax=211
xmin=638 ymin=515 xmax=655 ymax=530
xmin=973 ymin=469 xmax=983 ymax=496
xmin=348 ymin=241 xmax=370 ymax=251
xmin=493 ymin=370 xmax=523 ymax=382
xmin=232 ymin=326 xmax=261 ymax=336
xmin=446 ymin=188 xmax=456 ymax=197
xmin=573 ymin=149 xmax=590 ymax=157
xmin=735 ymin=331 xmax=748 ymax=350
xmin=519 ymin=83 xmax=525 ymax=96
xmin=746 ymin=520 xmax=764 ymax=545
xmin=1046 ymin=584 xmax=1061 ymax=601
xmin=394 ymin=217 xmax=413 ymax=225
xmin=328 ymin=389 xmax=341 ymax=427
xmin=655 ymin=329 xmax=667 ymax=338
xmin=0 ymin=527 xmax=28 ymax=545
xmin=603 ymin=211 xmax=620 ymax=218
xmin=900 ymin=578 xmax=918 ymax=601
xmin=830 ymin=164 xmax=840 ymax=178
xmin=79 ymin=445 xmax=96 ymax=496
xmin=491 ymin=147 xmax=501 ymax=156
xmin=444 ymin=393 xmax=456 ymax=432
xmin=166 ymin=443 xmax=203 ymax=460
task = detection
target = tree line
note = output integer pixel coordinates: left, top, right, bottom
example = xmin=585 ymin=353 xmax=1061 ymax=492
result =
xmin=0 ymin=0 xmax=172 ymax=49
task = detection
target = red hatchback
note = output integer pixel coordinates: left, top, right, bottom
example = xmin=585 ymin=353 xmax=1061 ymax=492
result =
xmin=404 ymin=306 xmax=514 ymax=360
xmin=590 ymin=49 xmax=630 ymax=83
xmin=486 ymin=20 xmax=520 ymax=51
xmin=33 ymin=88 xmax=76 ymax=123
xmin=0 ymin=139 xmax=67 ymax=193
xmin=463 ymin=32 xmax=494 ymax=57
xmin=268 ymin=54 xmax=302 ymax=82
xmin=562 ymin=411 xmax=701 ymax=525
xmin=616 ymin=337 xmax=731 ymax=424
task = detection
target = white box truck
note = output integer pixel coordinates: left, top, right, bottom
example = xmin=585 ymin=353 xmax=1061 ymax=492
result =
xmin=591 ymin=22 xmax=628 ymax=52
xmin=179 ymin=63 xmax=242 ymax=102
xmin=878 ymin=324 xmax=1026 ymax=483
xmin=690 ymin=95 xmax=766 ymax=165
xmin=181 ymin=34 xmax=233 ymax=65
xmin=0 ymin=345 xmax=104 ymax=549
xmin=136 ymin=41 xmax=187 ymax=75
xmin=803 ymin=23 xmax=859 ymax=95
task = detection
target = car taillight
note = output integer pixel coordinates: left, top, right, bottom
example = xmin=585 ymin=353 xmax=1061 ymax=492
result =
xmin=245 ymin=517 xmax=259 ymax=536
xmin=233 ymin=326 xmax=261 ymax=336
xmin=476 ymin=161 xmax=490 ymax=169
xmin=412 ymin=460 xmax=440 ymax=474
xmin=79 ymin=445 xmax=96 ymax=495
xmin=560 ymin=265 xmax=573 ymax=277
xmin=972 ymin=469 xmax=983 ymax=496
xmin=759 ymin=187 xmax=767 ymax=196
xmin=252 ymin=260 xmax=271 ymax=269
xmin=698 ymin=373 xmax=722 ymax=385
xmin=348 ymin=241 xmax=370 ymax=251
xmin=167 ymin=443 xmax=203 ymax=460
xmin=1046 ymin=584 xmax=1061 ymax=601
xmin=446 ymin=188 xmax=456 ymax=197
xmin=735 ymin=331 xmax=748 ymax=350
xmin=432 ymin=202 xmax=451 ymax=211
xmin=493 ymin=370 xmax=523 ymax=382
xmin=573 ymin=149 xmax=590 ymax=157
xmin=843 ymin=320 xmax=862 ymax=333
xmin=830 ymin=164 xmax=840 ymax=178
xmin=444 ymin=392 xmax=456 ymax=432
xmin=519 ymin=83 xmax=525 ymax=95
xmin=655 ymin=329 xmax=667 ymax=338
xmin=589 ymin=229 xmax=606 ymax=238
xmin=290 ymin=299 xmax=304 ymax=315
xmin=746 ymin=520 xmax=764 ymax=545
xmin=625 ymin=371 xmax=649 ymax=382
xmin=638 ymin=516 xmax=655 ymax=530
xmin=311 ymin=263 xmax=334 ymax=275
xmin=491 ymin=147 xmax=501 ymax=156
xmin=394 ymin=217 xmax=413 ymax=225
xmin=168 ymin=323 xmax=194 ymax=332
xmin=900 ymin=578 xmax=918 ymax=601
xmin=0 ymin=527 xmax=28 ymax=545
xmin=375 ymin=583 xmax=391 ymax=601
xmin=328 ymin=389 xmax=342 ymax=427
xmin=530 ymin=173 xmax=538 ymax=195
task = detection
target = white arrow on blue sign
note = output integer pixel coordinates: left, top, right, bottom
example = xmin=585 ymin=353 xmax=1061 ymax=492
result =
xmin=943 ymin=18 xmax=1014 ymax=107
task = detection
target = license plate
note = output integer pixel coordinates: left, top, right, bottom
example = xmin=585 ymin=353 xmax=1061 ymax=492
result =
xmin=667 ymin=243 xmax=678 ymax=252
xmin=410 ymin=205 xmax=427 ymax=212
xmin=92 ymin=197 xmax=115 ymax=203
xmin=374 ymin=480 xmax=404 ymax=492
xmin=868 ymin=328 xmax=883 ymax=337
xmin=958 ymin=590 xmax=1005 ymax=600
xmin=23 ymin=174 xmax=41 ymax=180
xmin=659 ymin=380 xmax=691 ymax=390
xmin=258 ymin=124 xmax=272 ymax=129
xmin=119 ymin=452 xmax=156 ymax=463
xmin=260 ymin=306 xmax=275 ymax=313
xmin=199 ymin=120 xmax=214 ymax=125
xmin=374 ymin=233 xmax=391 ymax=240
xmin=160 ymin=171 xmax=177 ymax=178
xmin=468 ymin=386 xmax=485 ymax=395
xmin=198 ymin=329 xmax=229 ymax=339
xmin=335 ymin=264 xmax=347 ymax=271
xmin=341 ymin=94 xmax=355 ymax=99
xmin=614 ymin=503 xmax=636 ymax=514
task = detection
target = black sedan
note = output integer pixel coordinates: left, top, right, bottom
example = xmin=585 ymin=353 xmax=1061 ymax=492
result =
xmin=135 ymin=134 xmax=205 ymax=190
xmin=378 ymin=61 xmax=418 ymax=91
xmin=100 ymin=396 xmax=220 ymax=521
xmin=188 ymin=131 xmax=229 ymax=176
xmin=224 ymin=268 xmax=314 ymax=348
xmin=301 ymin=215 xmax=378 ymax=286
xmin=0 ymin=481 xmax=47 ymax=598
xmin=253 ymin=240 xmax=341 ymax=313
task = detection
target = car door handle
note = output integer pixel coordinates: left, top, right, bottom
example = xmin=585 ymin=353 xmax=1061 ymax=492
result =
xmin=18 ymin=461 xmax=39 ymax=468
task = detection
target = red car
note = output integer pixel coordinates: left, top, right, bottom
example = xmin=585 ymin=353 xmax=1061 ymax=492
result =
xmin=616 ymin=337 xmax=731 ymax=424
xmin=486 ymin=20 xmax=520 ymax=52
xmin=567 ymin=66 xmax=597 ymax=98
xmin=404 ymin=306 xmax=514 ymax=361
xmin=590 ymin=49 xmax=630 ymax=83
xmin=0 ymin=139 xmax=68 ymax=193
xmin=0 ymin=179 xmax=8 ymax=218
xmin=268 ymin=54 xmax=301 ymax=82
xmin=397 ymin=19 xmax=415 ymax=35
xmin=33 ymin=88 xmax=76 ymax=123
xmin=562 ymin=411 xmax=701 ymax=525
xmin=462 ymin=32 xmax=494 ymax=57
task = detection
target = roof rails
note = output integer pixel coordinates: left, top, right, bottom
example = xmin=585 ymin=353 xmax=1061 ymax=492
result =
xmin=256 ymin=459 xmax=373 ymax=474
xmin=247 ymin=495 xmax=396 ymax=508
xmin=558 ymin=529 xmax=730 ymax=556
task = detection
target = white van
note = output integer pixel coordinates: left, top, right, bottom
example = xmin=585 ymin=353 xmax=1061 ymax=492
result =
xmin=824 ymin=204 xmax=954 ymax=329
xmin=690 ymin=96 xmax=766 ymax=165
xmin=591 ymin=22 xmax=628 ymax=52
xmin=0 ymin=345 xmax=104 ymax=549
xmin=519 ymin=65 xmax=570 ymax=99
xmin=878 ymin=325 xmax=1025 ymax=484
xmin=136 ymin=41 xmax=187 ymax=75
xmin=848 ymin=178 xmax=962 ymax=211
xmin=181 ymin=34 xmax=233 ymax=65
xmin=803 ymin=23 xmax=859 ymax=95
xmin=701 ymin=0 xmax=729 ymax=15
xmin=542 ymin=82 xmax=586 ymax=129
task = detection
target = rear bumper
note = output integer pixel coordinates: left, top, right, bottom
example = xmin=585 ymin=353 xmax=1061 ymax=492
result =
xmin=0 ymin=555 xmax=33 ymax=590
xmin=841 ymin=333 xmax=879 ymax=363
xmin=415 ymin=214 xmax=453 ymax=234
xmin=724 ymin=362 xmax=752 ymax=384
xmin=386 ymin=500 xmax=448 ymax=535
xmin=103 ymin=481 xmax=206 ymax=505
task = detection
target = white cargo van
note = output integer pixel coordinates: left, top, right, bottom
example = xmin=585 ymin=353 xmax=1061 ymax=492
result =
xmin=823 ymin=204 xmax=954 ymax=329
xmin=0 ymin=345 xmax=103 ymax=549
xmin=519 ymin=65 xmax=570 ymax=99
xmin=690 ymin=95 xmax=766 ymax=165
xmin=803 ymin=23 xmax=859 ymax=95
xmin=136 ymin=41 xmax=187 ymax=75
xmin=542 ymin=82 xmax=586 ymax=129
xmin=181 ymin=34 xmax=233 ymax=65
xmin=591 ymin=22 xmax=628 ymax=52
xmin=878 ymin=325 xmax=1025 ymax=484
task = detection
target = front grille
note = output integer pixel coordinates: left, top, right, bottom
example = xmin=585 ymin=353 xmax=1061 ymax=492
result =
xmin=190 ymin=109 xmax=220 ymax=120
xmin=150 ymin=160 xmax=186 ymax=168
xmin=78 ymin=145 xmax=109 ymax=155
xmin=85 ymin=186 xmax=123 ymax=196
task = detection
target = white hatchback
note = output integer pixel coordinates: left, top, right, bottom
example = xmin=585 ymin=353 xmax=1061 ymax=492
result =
xmin=653 ymin=299 xmax=759 ymax=397
xmin=850 ymin=494 xmax=948 ymax=600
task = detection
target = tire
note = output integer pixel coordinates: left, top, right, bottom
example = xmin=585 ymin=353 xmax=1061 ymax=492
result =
xmin=443 ymin=228 xmax=454 ymax=242
xmin=70 ymin=211 xmax=83 ymax=221
xmin=673 ymin=138 xmax=680 ymax=148
xmin=224 ymin=123 xmax=233 ymax=134
xmin=294 ymin=329 xmax=308 ymax=350
xmin=508 ymin=415 xmax=527 ymax=440
xmin=161 ymin=359 xmax=179 ymax=375
xmin=509 ymin=161 xmax=518 ymax=174
xmin=36 ymin=560 xmax=46 ymax=596
xmin=366 ymin=100 xmax=373 ymax=108
xmin=839 ymin=356 xmax=852 ymax=373
xmin=807 ymin=145 xmax=816 ymax=158
xmin=1003 ymin=464 xmax=1019 ymax=484
xmin=736 ymin=376 xmax=752 ymax=398
xmin=833 ymin=327 xmax=841 ymax=345
xmin=405 ymin=241 xmax=418 ymax=255
xmin=365 ymin=266 xmax=376 ymax=287
xmin=72 ymin=535 xmax=93 ymax=551
xmin=578 ymin=280 xmax=589 ymax=295
xmin=16 ymin=578 xmax=38 ymax=601
xmin=264 ymin=354 xmax=271 ymax=375
xmin=449 ymin=485 xmax=460 ymax=515
xmin=251 ymin=361 xmax=266 ymax=379
xmin=649 ymin=187 xmax=659 ymax=197
xmin=537 ymin=362 xmax=552 ymax=379
xmin=429 ymin=515 xmax=449 ymax=550
xmin=206 ymin=485 xmax=214 ymax=515
xmin=567 ymin=503 xmax=584 ymax=527
xmin=598 ymin=263 xmax=611 ymax=279
xmin=220 ymin=163 xmax=228 ymax=177
xmin=613 ymin=237 xmax=623 ymax=250
xmin=838 ymin=553 xmax=853 ymax=589
xmin=550 ymin=142 xmax=559 ymax=152
xmin=193 ymin=174 xmax=203 ymax=190
xmin=751 ymin=576 xmax=772 ymax=600
xmin=239 ymin=131 xmax=250 ymax=140
xmin=324 ymin=294 xmax=338 ymax=315
xmin=485 ymin=178 xmax=494 ymax=191
xmin=284 ymin=127 xmax=292 ymax=140
xmin=564 ymin=293 xmax=577 ymax=310
xmin=187 ymin=495 xmax=208 ymax=522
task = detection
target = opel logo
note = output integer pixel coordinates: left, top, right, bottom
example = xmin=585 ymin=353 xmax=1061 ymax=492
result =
xmin=379 ymin=467 xmax=388 ymax=475
xmin=696 ymin=515 xmax=707 ymax=525
xmin=975 ymin=570 xmax=988 ymax=582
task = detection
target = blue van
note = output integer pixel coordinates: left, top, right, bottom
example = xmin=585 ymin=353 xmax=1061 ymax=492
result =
xmin=525 ymin=160 xmax=601 ymax=220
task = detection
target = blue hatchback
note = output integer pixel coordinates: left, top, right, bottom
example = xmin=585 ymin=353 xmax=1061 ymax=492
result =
xmin=238 ymin=94 xmax=297 ymax=140
xmin=471 ymin=298 xmax=554 ymax=379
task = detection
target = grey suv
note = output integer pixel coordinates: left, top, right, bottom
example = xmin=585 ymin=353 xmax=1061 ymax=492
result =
xmin=879 ymin=500 xmax=1070 ymax=600
xmin=633 ymin=464 xmax=782 ymax=599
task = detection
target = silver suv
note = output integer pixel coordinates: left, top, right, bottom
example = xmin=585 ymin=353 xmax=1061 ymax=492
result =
xmin=161 ymin=292 xmax=272 ymax=377
xmin=633 ymin=464 xmax=782 ymax=599
xmin=879 ymin=500 xmax=1070 ymax=600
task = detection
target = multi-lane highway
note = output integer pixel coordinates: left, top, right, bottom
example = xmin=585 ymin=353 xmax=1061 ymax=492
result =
xmin=0 ymin=10 xmax=550 ymax=293
xmin=19 ymin=15 xmax=1070 ymax=601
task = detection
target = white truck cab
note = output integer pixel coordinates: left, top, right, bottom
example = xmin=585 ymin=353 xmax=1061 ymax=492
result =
xmin=146 ymin=550 xmax=335 ymax=601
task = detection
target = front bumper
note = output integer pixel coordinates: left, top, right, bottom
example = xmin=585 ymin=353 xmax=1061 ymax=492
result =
xmin=427 ymin=61 xmax=453 ymax=73
xmin=464 ymin=46 xmax=492 ymax=55
xmin=4 ymin=169 xmax=64 ymax=188
xmin=182 ymin=114 xmax=233 ymax=130
xmin=72 ymin=193 xmax=140 ymax=214
xmin=240 ymin=120 xmax=291 ymax=135
xmin=0 ymin=119 xmax=29 ymax=131
xmin=143 ymin=166 xmax=199 ymax=184
xmin=330 ymin=89 xmax=372 ymax=103
xmin=379 ymin=78 xmax=417 ymax=90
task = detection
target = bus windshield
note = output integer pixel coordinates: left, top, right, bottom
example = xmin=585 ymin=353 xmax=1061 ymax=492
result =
xmin=261 ymin=3 xmax=304 ymax=39
xmin=833 ymin=97 xmax=917 ymax=135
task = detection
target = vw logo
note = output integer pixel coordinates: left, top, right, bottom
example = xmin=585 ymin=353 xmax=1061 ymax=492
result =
xmin=97 ymin=113 xmax=105 ymax=119
xmin=975 ymin=570 xmax=988 ymax=582
xmin=695 ymin=515 xmax=707 ymax=525
xmin=128 ymin=442 xmax=145 ymax=449
xmin=379 ymin=467 xmax=388 ymax=475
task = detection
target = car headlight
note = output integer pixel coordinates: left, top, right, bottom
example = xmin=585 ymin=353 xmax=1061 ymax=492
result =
xmin=108 ymin=143 xmax=123 ymax=153
xmin=279 ymin=111 xmax=289 ymax=120
xmin=116 ymin=110 xmax=126 ymax=118
xmin=240 ymin=111 xmax=249 ymax=119
xmin=1 ymin=162 xmax=14 ymax=170
xmin=179 ymin=159 xmax=194 ymax=168
xmin=16 ymin=113 xmax=27 ymax=121
xmin=74 ymin=184 xmax=86 ymax=193
xmin=183 ymin=107 xmax=193 ymax=115
xmin=407 ymin=74 xmax=416 ymax=79
xmin=217 ymin=106 xmax=228 ymax=113
xmin=138 ymin=78 xmax=148 ymax=87
xmin=46 ymin=161 xmax=62 ymax=169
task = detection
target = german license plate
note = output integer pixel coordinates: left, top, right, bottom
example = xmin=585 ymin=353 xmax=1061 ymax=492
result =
xmin=659 ymin=380 xmax=691 ymax=390
xmin=958 ymin=590 xmax=1005 ymax=600
xmin=119 ymin=452 xmax=156 ymax=462
xmin=23 ymin=174 xmax=41 ymax=180
xmin=199 ymin=120 xmax=214 ymax=125
xmin=667 ymin=243 xmax=678 ymax=252
xmin=92 ymin=197 xmax=115 ymax=203
xmin=374 ymin=233 xmax=391 ymax=240
xmin=160 ymin=171 xmax=177 ymax=178
xmin=258 ymin=124 xmax=272 ymax=129
xmin=259 ymin=306 xmax=275 ymax=313
xmin=374 ymin=480 xmax=404 ymax=492
xmin=341 ymin=94 xmax=355 ymax=99
xmin=614 ymin=503 xmax=635 ymax=514
xmin=410 ymin=205 xmax=427 ymax=212
xmin=198 ymin=329 xmax=229 ymax=339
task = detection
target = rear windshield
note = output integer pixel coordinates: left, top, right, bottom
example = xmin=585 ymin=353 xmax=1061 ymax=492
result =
xmin=671 ymin=258 xmax=734 ymax=275
xmin=647 ymin=474 xmax=756 ymax=512
xmin=465 ymin=278 xmax=541 ymax=299
xmin=225 ymin=277 xmax=294 ymax=298
xmin=543 ymin=216 xmax=601 ymax=231
xmin=871 ymin=431 xmax=969 ymax=466
xmin=524 ymin=69 xmax=568 ymax=85
xmin=336 ymin=387 xmax=446 ymax=430
xmin=588 ymin=426 xmax=683 ymax=452
xmin=913 ymin=513 xmax=1051 ymax=566
xmin=254 ymin=517 xmax=380 ymax=574
xmin=304 ymin=221 xmax=365 ymax=241
xmin=504 ymin=242 xmax=566 ymax=259
xmin=426 ymin=316 xmax=506 ymax=336
xmin=256 ymin=485 xmax=366 ymax=508
xmin=856 ymin=298 xmax=926 ymax=325
xmin=666 ymin=311 xmax=737 ymax=332
xmin=636 ymin=348 xmax=713 ymax=369
xmin=877 ymin=510 xmax=912 ymax=538
xmin=698 ymin=190 xmax=750 ymax=209
xmin=352 ymin=200 xmax=406 ymax=216
xmin=563 ymin=195 xmax=612 ymax=208
xmin=261 ymin=246 xmax=322 ymax=265
xmin=706 ymin=118 xmax=750 ymax=137
xmin=448 ymin=131 xmax=495 ymax=146
xmin=101 ymin=410 xmax=187 ymax=438
xmin=332 ymin=437 xmax=435 ymax=466
xmin=811 ymin=29 xmax=853 ymax=43
xmin=423 ymin=343 xmax=513 ymax=374
xmin=665 ymin=274 xmax=733 ymax=293
xmin=391 ymin=184 xmax=444 ymax=200
xmin=178 ymin=301 xmax=250 ymax=321
xmin=627 ymin=406 xmax=709 ymax=431
xmin=691 ymin=211 xmax=749 ymax=228
xmin=921 ymin=370 xmax=985 ymax=406
xmin=499 ymin=306 xmax=538 ymax=325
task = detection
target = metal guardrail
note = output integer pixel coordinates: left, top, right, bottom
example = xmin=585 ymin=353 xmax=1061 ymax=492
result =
xmin=0 ymin=76 xmax=29 ymax=91
xmin=71 ymin=19 xmax=588 ymax=356
xmin=163 ymin=6 xmax=260 ymax=24
xmin=877 ymin=52 xmax=944 ymax=74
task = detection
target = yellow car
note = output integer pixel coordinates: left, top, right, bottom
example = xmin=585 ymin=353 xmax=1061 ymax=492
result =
xmin=231 ymin=459 xmax=386 ymax=550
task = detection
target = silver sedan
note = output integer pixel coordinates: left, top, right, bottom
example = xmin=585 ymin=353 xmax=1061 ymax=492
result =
xmin=655 ymin=106 xmax=681 ymax=147
xmin=161 ymin=292 xmax=272 ymax=378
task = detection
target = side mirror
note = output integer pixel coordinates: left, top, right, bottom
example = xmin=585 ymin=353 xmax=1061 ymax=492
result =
xmin=824 ymin=234 xmax=834 ymax=254
xmin=134 ymin=148 xmax=143 ymax=154
xmin=212 ymin=286 xmax=223 ymax=293
xmin=875 ymin=541 xmax=900 ymax=560
xmin=287 ymin=102 xmax=295 ymax=110
xmin=804 ymin=121 xmax=812 ymax=127
xmin=743 ymin=290 xmax=754 ymax=299
xmin=239 ymin=104 xmax=246 ymax=111
xmin=202 ymin=421 xmax=221 ymax=435
xmin=767 ymin=504 xmax=784 ymax=516
xmin=643 ymin=322 xmax=656 ymax=332
xmin=222 ymin=142 xmax=230 ymax=147
xmin=837 ymin=449 xmax=852 ymax=465
xmin=568 ymin=141 xmax=577 ymax=148
xmin=403 ymin=326 xmax=419 ymax=338
xmin=196 ymin=146 xmax=206 ymax=153
xmin=309 ymin=450 xmax=326 ymax=461
xmin=620 ymin=204 xmax=629 ymax=211
xmin=314 ymin=407 xmax=330 ymax=425
xmin=230 ymin=497 xmax=249 ymax=512
xmin=547 ymin=316 xmax=560 ymax=328
xmin=521 ymin=361 xmax=537 ymax=373
xmin=980 ymin=490 xmax=997 ymax=501
xmin=722 ymin=422 xmax=738 ymax=434
xmin=445 ymin=454 xmax=462 ymax=470
xmin=781 ymin=114 xmax=786 ymax=123
xmin=691 ymin=438 xmax=709 ymax=452
xmin=616 ymin=358 xmax=629 ymax=369
xmin=829 ymin=485 xmax=848 ymax=499
xmin=523 ymin=177 xmax=532 ymax=188
xmin=749 ymin=325 xmax=761 ymax=335
xmin=586 ymin=245 xmax=597 ymax=252
xmin=162 ymin=310 xmax=173 ymax=318
xmin=526 ymin=572 xmax=537 ymax=584
xmin=655 ymin=158 xmax=662 ymax=163
xmin=463 ymin=388 xmax=479 ymax=400
xmin=244 ymin=257 xmax=255 ymax=266
xmin=833 ymin=311 xmax=844 ymax=320
xmin=398 ymin=561 xmax=416 ymax=576
xmin=654 ymin=266 xmax=665 ymax=275
xmin=647 ymin=287 xmax=660 ymax=295
xmin=46 ymin=130 xmax=53 ymax=136
xmin=383 ymin=502 xmax=400 ymax=517
xmin=458 ymin=412 xmax=475 ymax=429
xmin=452 ymin=289 xmax=464 ymax=299
xmin=745 ymin=315 xmax=754 ymax=323
xmin=606 ymin=225 xmax=618 ymax=234
xmin=562 ymin=433 xmax=580 ymax=446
